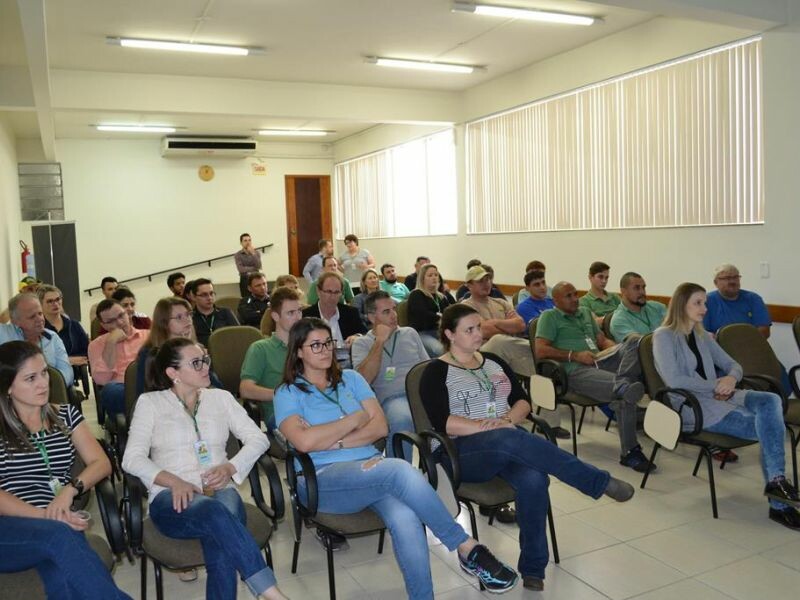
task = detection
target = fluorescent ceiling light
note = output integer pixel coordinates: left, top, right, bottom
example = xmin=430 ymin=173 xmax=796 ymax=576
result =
xmin=258 ymin=129 xmax=330 ymax=137
xmin=106 ymin=37 xmax=260 ymax=56
xmin=96 ymin=125 xmax=176 ymax=133
xmin=453 ymin=2 xmax=596 ymax=26
xmin=367 ymin=57 xmax=476 ymax=74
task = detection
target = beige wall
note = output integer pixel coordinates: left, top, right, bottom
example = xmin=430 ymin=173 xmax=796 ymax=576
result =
xmin=0 ymin=117 xmax=21 ymax=303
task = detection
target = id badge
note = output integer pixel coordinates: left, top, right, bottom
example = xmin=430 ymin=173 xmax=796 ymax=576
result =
xmin=194 ymin=440 xmax=212 ymax=467
xmin=486 ymin=401 xmax=497 ymax=419
xmin=384 ymin=366 xmax=396 ymax=381
xmin=49 ymin=477 xmax=62 ymax=495
xmin=585 ymin=336 xmax=599 ymax=352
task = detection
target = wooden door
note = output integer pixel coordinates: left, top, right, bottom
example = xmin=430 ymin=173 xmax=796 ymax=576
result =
xmin=285 ymin=175 xmax=332 ymax=276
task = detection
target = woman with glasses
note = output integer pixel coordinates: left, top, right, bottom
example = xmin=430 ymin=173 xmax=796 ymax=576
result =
xmin=419 ymin=304 xmax=635 ymax=592
xmin=122 ymin=337 xmax=286 ymax=600
xmin=275 ymin=317 xmax=519 ymax=597
xmin=38 ymin=284 xmax=90 ymax=386
xmin=0 ymin=340 xmax=132 ymax=599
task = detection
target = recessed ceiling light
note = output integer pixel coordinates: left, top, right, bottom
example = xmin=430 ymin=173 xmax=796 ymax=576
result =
xmin=452 ymin=2 xmax=597 ymax=26
xmin=106 ymin=37 xmax=263 ymax=56
xmin=366 ymin=57 xmax=477 ymax=74
xmin=258 ymin=129 xmax=330 ymax=137
xmin=96 ymin=125 xmax=177 ymax=133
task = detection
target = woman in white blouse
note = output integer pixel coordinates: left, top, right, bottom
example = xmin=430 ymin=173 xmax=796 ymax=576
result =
xmin=122 ymin=338 xmax=286 ymax=600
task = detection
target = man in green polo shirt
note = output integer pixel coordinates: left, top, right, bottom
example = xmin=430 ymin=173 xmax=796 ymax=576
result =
xmin=609 ymin=272 xmax=667 ymax=342
xmin=578 ymin=261 xmax=621 ymax=323
xmin=535 ymin=281 xmax=655 ymax=473
xmin=240 ymin=287 xmax=303 ymax=428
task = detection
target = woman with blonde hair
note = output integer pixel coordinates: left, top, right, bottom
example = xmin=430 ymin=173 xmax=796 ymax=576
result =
xmin=407 ymin=263 xmax=454 ymax=357
xmin=275 ymin=274 xmax=306 ymax=306
xmin=653 ymin=282 xmax=800 ymax=530
xmin=352 ymin=268 xmax=382 ymax=328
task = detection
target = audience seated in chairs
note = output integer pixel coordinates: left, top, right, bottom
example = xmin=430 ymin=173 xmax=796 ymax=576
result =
xmin=238 ymin=272 xmax=271 ymax=328
xmin=516 ymin=269 xmax=555 ymax=327
xmin=578 ymin=261 xmax=621 ymax=323
xmin=191 ymin=278 xmax=240 ymax=346
xmin=88 ymin=299 xmax=147 ymax=418
xmin=89 ymin=276 xmax=118 ymax=322
xmin=418 ymin=304 xmax=634 ymax=592
xmin=535 ymin=282 xmax=655 ymax=472
xmin=402 ymin=255 xmax=430 ymax=292
xmin=38 ymin=284 xmax=89 ymax=391
xmin=306 ymin=256 xmax=356 ymax=305
xmin=456 ymin=261 xmax=505 ymax=301
xmin=407 ymin=263 xmax=455 ymax=357
xmin=302 ymin=272 xmax=366 ymax=353
xmin=122 ymin=338 xmax=287 ymax=600
xmin=167 ymin=271 xmax=186 ymax=298
xmin=516 ymin=260 xmax=552 ymax=304
xmin=98 ymin=287 xmax=152 ymax=333
xmin=352 ymin=268 xmax=382 ymax=329
xmin=302 ymin=238 xmax=334 ymax=284
xmin=352 ymin=291 xmax=428 ymax=461
xmin=0 ymin=293 xmax=73 ymax=387
xmin=378 ymin=263 xmax=411 ymax=303
xmin=275 ymin=317 xmax=520 ymax=597
xmin=0 ymin=340 xmax=131 ymax=599
xmin=652 ymin=282 xmax=800 ymax=530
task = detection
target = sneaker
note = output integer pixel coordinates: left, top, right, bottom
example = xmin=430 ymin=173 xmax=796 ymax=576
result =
xmin=620 ymin=445 xmax=657 ymax=473
xmin=522 ymin=576 xmax=544 ymax=591
xmin=711 ymin=449 xmax=739 ymax=463
xmin=479 ymin=504 xmax=517 ymax=524
xmin=551 ymin=426 xmax=572 ymax=440
xmin=314 ymin=528 xmax=349 ymax=552
xmin=764 ymin=476 xmax=800 ymax=507
xmin=459 ymin=544 xmax=518 ymax=593
xmin=769 ymin=506 xmax=800 ymax=530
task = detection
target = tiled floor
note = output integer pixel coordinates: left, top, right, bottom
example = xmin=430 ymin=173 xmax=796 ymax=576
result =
xmin=82 ymin=402 xmax=800 ymax=599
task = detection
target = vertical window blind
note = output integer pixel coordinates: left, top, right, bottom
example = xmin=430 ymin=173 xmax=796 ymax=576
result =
xmin=465 ymin=37 xmax=763 ymax=234
xmin=334 ymin=129 xmax=457 ymax=239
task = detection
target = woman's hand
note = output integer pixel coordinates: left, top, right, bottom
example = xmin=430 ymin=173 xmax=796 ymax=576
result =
xmin=478 ymin=418 xmax=515 ymax=431
xmin=203 ymin=463 xmax=236 ymax=490
xmin=44 ymin=487 xmax=76 ymax=523
xmin=170 ymin=478 xmax=201 ymax=513
xmin=715 ymin=375 xmax=737 ymax=397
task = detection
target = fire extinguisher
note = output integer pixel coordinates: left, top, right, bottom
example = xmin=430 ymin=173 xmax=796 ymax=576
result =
xmin=20 ymin=241 xmax=35 ymax=277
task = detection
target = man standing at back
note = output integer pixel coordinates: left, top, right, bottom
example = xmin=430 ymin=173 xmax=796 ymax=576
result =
xmin=303 ymin=238 xmax=334 ymax=283
xmin=704 ymin=264 xmax=772 ymax=337
xmin=352 ymin=291 xmax=429 ymax=461
xmin=191 ymin=278 xmax=239 ymax=346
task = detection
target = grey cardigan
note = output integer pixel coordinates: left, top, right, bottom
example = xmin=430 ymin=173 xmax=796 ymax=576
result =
xmin=652 ymin=326 xmax=745 ymax=430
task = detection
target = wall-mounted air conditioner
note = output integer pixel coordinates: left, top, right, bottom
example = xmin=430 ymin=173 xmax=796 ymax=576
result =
xmin=161 ymin=137 xmax=257 ymax=157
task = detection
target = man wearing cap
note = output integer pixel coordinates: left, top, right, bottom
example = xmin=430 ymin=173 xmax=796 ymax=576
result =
xmin=704 ymin=264 xmax=772 ymax=338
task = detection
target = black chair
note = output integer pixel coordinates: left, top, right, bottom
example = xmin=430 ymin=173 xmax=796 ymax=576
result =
xmin=601 ymin=312 xmax=614 ymax=340
xmin=528 ymin=319 xmax=609 ymax=455
xmin=638 ymin=334 xmax=758 ymax=518
xmin=125 ymin=435 xmax=284 ymax=600
xmin=404 ymin=360 xmax=560 ymax=562
xmin=717 ymin=323 xmax=799 ymax=483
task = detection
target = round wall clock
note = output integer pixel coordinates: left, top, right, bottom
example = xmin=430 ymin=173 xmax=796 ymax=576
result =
xmin=198 ymin=165 xmax=215 ymax=181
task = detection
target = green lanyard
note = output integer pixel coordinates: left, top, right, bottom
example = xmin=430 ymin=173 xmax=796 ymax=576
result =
xmin=30 ymin=431 xmax=53 ymax=479
xmin=628 ymin=307 xmax=652 ymax=329
xmin=382 ymin=331 xmax=399 ymax=360
xmin=432 ymin=295 xmax=441 ymax=312
xmin=319 ymin=388 xmax=347 ymax=417
xmin=449 ymin=352 xmax=493 ymax=392
xmin=198 ymin=312 xmax=216 ymax=333
xmin=176 ymin=394 xmax=203 ymax=439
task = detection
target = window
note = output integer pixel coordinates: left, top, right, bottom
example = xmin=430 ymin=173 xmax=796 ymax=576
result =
xmin=334 ymin=129 xmax=457 ymax=239
xmin=465 ymin=37 xmax=763 ymax=234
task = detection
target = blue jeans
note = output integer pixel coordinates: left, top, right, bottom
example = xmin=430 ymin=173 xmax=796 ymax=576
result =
xmin=299 ymin=457 xmax=469 ymax=600
xmin=418 ymin=331 xmax=444 ymax=359
xmin=706 ymin=390 xmax=787 ymax=509
xmin=100 ymin=382 xmax=125 ymax=417
xmin=381 ymin=393 xmax=414 ymax=461
xmin=149 ymin=488 xmax=276 ymax=599
xmin=449 ymin=428 xmax=610 ymax=579
xmin=0 ymin=516 xmax=132 ymax=599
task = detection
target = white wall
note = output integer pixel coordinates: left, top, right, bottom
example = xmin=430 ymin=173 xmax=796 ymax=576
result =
xmin=0 ymin=117 xmax=22 ymax=302
xmin=56 ymin=138 xmax=332 ymax=324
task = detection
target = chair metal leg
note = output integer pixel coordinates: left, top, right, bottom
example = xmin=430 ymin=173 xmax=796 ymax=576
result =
xmin=787 ymin=425 xmax=798 ymax=485
xmin=577 ymin=406 xmax=588 ymax=434
xmin=692 ymin=449 xmax=704 ymax=477
xmin=640 ymin=443 xmax=660 ymax=489
xmin=291 ymin=540 xmax=301 ymax=573
xmin=465 ymin=501 xmax=479 ymax=540
xmin=378 ymin=529 xmax=385 ymax=554
xmin=265 ymin=542 xmax=273 ymax=569
xmin=604 ymin=416 xmax=613 ymax=431
xmin=140 ymin=554 xmax=148 ymax=600
xmin=703 ymin=448 xmax=719 ymax=518
xmin=154 ymin=561 xmax=164 ymax=600
xmin=488 ymin=508 xmax=496 ymax=526
xmin=567 ymin=405 xmax=578 ymax=456
xmin=547 ymin=501 xmax=559 ymax=564
xmin=326 ymin=540 xmax=336 ymax=600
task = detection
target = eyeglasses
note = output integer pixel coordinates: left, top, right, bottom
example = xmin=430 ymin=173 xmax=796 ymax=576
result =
xmin=101 ymin=312 xmax=127 ymax=325
xmin=195 ymin=292 xmax=216 ymax=298
xmin=183 ymin=355 xmax=211 ymax=371
xmin=320 ymin=289 xmax=342 ymax=295
xmin=717 ymin=275 xmax=741 ymax=281
xmin=304 ymin=339 xmax=335 ymax=354
xmin=170 ymin=311 xmax=194 ymax=323
xmin=44 ymin=296 xmax=63 ymax=304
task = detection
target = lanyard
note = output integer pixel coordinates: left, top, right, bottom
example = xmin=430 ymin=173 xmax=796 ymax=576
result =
xmin=432 ymin=295 xmax=442 ymax=312
xmin=198 ymin=312 xmax=216 ymax=332
xmin=30 ymin=431 xmax=53 ymax=479
xmin=299 ymin=377 xmax=348 ymax=417
xmin=449 ymin=352 xmax=493 ymax=392
xmin=176 ymin=394 xmax=202 ymax=439
xmin=628 ymin=307 xmax=652 ymax=329
xmin=382 ymin=331 xmax=399 ymax=360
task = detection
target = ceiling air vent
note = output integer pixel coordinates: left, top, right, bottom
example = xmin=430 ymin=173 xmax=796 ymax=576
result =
xmin=161 ymin=137 xmax=257 ymax=157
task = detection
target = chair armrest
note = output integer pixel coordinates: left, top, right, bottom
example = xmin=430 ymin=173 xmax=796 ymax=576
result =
xmin=527 ymin=415 xmax=557 ymax=445
xmin=741 ymin=374 xmax=788 ymax=413
xmin=417 ymin=430 xmax=462 ymax=489
xmin=391 ymin=431 xmax=437 ymax=482
xmin=95 ymin=477 xmax=127 ymax=557
xmin=124 ymin=474 xmax=146 ymax=551
xmin=537 ymin=358 xmax=570 ymax=395
xmin=285 ymin=449 xmax=319 ymax=517
xmin=654 ymin=387 xmax=703 ymax=435
xmin=249 ymin=451 xmax=285 ymax=522
xmin=790 ymin=365 xmax=800 ymax=400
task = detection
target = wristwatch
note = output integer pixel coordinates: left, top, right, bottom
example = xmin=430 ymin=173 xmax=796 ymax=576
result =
xmin=69 ymin=477 xmax=85 ymax=496
xmin=337 ymin=440 xmax=344 ymax=450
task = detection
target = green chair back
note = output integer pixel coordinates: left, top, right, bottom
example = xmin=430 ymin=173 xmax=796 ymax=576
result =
xmin=207 ymin=326 xmax=264 ymax=396
xmin=396 ymin=300 xmax=409 ymax=327
xmin=717 ymin=323 xmax=783 ymax=383
xmin=47 ymin=367 xmax=69 ymax=405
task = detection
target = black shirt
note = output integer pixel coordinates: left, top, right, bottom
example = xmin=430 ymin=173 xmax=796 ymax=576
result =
xmin=238 ymin=295 xmax=270 ymax=328
xmin=193 ymin=306 xmax=239 ymax=346
xmin=686 ymin=331 xmax=707 ymax=378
